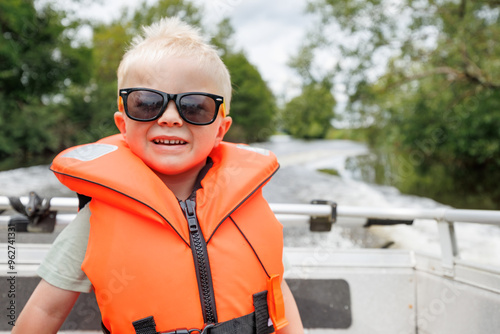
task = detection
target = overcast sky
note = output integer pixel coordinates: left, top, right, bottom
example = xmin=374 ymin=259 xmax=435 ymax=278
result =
xmin=70 ymin=0 xmax=318 ymax=102
xmin=195 ymin=0 xmax=316 ymax=99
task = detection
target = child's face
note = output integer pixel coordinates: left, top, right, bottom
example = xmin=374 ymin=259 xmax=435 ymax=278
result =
xmin=114 ymin=55 xmax=232 ymax=179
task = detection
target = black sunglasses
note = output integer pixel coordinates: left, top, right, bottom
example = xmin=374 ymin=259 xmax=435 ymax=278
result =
xmin=119 ymin=88 xmax=225 ymax=125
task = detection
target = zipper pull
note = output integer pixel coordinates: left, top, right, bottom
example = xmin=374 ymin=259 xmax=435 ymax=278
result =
xmin=181 ymin=199 xmax=198 ymax=233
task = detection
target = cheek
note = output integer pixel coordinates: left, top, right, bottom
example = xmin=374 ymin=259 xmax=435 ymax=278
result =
xmin=197 ymin=129 xmax=220 ymax=149
xmin=124 ymin=120 xmax=147 ymax=136
xmin=123 ymin=124 xmax=149 ymax=150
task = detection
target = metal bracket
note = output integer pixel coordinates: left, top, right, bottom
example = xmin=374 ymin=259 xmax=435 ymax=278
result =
xmin=8 ymin=191 xmax=57 ymax=233
xmin=437 ymin=220 xmax=458 ymax=277
xmin=309 ymin=200 xmax=337 ymax=232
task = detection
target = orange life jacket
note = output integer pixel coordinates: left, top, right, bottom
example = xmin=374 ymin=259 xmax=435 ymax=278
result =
xmin=51 ymin=134 xmax=287 ymax=334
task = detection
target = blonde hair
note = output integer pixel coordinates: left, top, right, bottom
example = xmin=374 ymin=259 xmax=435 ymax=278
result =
xmin=117 ymin=17 xmax=232 ymax=111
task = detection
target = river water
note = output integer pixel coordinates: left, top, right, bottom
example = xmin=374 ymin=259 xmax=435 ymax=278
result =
xmin=1 ymin=136 xmax=499 ymax=267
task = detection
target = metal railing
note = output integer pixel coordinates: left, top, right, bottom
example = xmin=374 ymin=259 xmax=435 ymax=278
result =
xmin=3 ymin=196 xmax=500 ymax=225
xmin=2 ymin=194 xmax=500 ymax=276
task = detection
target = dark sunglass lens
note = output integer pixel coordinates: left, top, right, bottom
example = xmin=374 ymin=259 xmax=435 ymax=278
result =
xmin=179 ymin=95 xmax=216 ymax=124
xmin=127 ymin=91 xmax=164 ymax=120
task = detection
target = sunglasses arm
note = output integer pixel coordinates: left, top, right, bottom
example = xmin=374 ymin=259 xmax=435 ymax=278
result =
xmin=220 ymin=102 xmax=227 ymax=118
xmin=118 ymin=96 xmax=125 ymax=112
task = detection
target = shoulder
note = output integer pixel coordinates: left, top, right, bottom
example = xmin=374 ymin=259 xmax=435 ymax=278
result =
xmin=214 ymin=142 xmax=278 ymax=166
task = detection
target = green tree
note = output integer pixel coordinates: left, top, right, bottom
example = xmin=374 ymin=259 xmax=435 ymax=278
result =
xmin=66 ymin=21 xmax=130 ymax=145
xmin=0 ymin=0 xmax=93 ymax=165
xmin=130 ymin=0 xmax=203 ymax=29
xmin=281 ymin=38 xmax=336 ymax=139
xmin=212 ymin=18 xmax=277 ymax=143
xmin=282 ymin=80 xmax=336 ymax=139
xmin=306 ymin=0 xmax=500 ymax=208
xmin=223 ymin=52 xmax=276 ymax=143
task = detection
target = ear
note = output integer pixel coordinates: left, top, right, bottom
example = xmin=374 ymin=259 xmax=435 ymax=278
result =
xmin=114 ymin=111 xmax=127 ymax=138
xmin=214 ymin=116 xmax=232 ymax=147
xmin=114 ymin=96 xmax=128 ymax=136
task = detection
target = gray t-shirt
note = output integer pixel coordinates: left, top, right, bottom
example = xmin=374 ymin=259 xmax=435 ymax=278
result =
xmin=37 ymin=204 xmax=92 ymax=293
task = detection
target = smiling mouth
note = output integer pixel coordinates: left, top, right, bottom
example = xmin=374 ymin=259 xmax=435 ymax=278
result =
xmin=153 ymin=139 xmax=187 ymax=145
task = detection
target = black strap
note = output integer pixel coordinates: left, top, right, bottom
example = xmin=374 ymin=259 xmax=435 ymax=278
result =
xmin=211 ymin=313 xmax=254 ymax=334
xmin=209 ymin=291 xmax=274 ymax=334
xmin=253 ymin=291 xmax=273 ymax=334
xmin=133 ymin=316 xmax=160 ymax=334
xmin=125 ymin=291 xmax=273 ymax=334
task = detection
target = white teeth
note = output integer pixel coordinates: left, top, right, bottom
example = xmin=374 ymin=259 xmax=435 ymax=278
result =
xmin=154 ymin=139 xmax=186 ymax=145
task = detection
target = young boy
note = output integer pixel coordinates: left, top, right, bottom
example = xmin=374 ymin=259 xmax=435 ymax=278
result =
xmin=13 ymin=17 xmax=303 ymax=334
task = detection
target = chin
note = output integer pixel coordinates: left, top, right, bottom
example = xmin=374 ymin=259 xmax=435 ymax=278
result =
xmin=150 ymin=163 xmax=194 ymax=177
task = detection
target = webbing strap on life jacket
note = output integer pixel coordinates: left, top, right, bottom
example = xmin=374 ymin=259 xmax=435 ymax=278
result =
xmin=212 ymin=291 xmax=273 ymax=334
xmin=133 ymin=316 xmax=160 ymax=334
xmin=101 ymin=291 xmax=274 ymax=334
xmin=253 ymin=291 xmax=272 ymax=334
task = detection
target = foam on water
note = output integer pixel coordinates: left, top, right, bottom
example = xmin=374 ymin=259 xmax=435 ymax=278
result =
xmin=0 ymin=165 xmax=72 ymax=197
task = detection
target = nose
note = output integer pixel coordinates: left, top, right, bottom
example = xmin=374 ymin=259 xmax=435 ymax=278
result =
xmin=157 ymin=101 xmax=183 ymax=126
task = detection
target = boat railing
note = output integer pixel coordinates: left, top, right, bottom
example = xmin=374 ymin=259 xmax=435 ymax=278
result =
xmin=2 ymin=193 xmax=500 ymax=278
xmin=271 ymin=202 xmax=500 ymax=277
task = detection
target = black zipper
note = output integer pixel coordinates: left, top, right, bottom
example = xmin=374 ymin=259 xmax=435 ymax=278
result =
xmin=180 ymin=197 xmax=217 ymax=325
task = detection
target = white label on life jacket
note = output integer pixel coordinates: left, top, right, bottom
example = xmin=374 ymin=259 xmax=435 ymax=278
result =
xmin=63 ymin=144 xmax=118 ymax=161
xmin=236 ymin=144 xmax=270 ymax=156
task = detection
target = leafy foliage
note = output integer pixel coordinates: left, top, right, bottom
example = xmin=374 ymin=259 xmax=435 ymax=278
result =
xmin=281 ymin=34 xmax=336 ymax=138
xmin=307 ymin=0 xmax=500 ymax=208
xmin=282 ymin=80 xmax=335 ymax=139
xmin=0 ymin=0 xmax=93 ymax=164
xmin=211 ymin=18 xmax=276 ymax=143
xmin=223 ymin=52 xmax=276 ymax=143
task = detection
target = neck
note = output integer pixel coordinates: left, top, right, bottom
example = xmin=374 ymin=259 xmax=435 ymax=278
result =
xmin=154 ymin=164 xmax=205 ymax=201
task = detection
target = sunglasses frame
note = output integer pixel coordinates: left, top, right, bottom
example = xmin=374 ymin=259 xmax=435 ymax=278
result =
xmin=119 ymin=87 xmax=225 ymax=125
